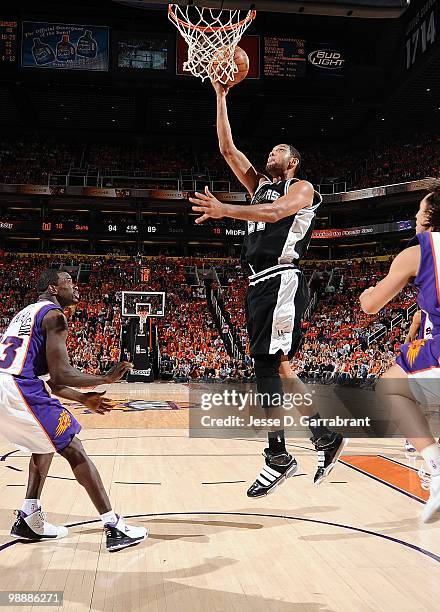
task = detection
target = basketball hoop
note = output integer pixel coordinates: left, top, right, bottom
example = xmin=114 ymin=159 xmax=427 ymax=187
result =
xmin=168 ymin=4 xmax=256 ymax=83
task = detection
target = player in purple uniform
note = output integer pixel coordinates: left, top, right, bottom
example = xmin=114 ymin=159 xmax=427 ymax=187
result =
xmin=0 ymin=269 xmax=148 ymax=551
xmin=360 ymin=186 xmax=440 ymax=522
xmin=403 ymin=309 xmax=435 ymax=454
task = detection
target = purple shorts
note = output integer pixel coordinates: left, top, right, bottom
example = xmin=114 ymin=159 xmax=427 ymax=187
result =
xmin=396 ymin=337 xmax=440 ymax=375
xmin=0 ymin=375 xmax=81 ymax=453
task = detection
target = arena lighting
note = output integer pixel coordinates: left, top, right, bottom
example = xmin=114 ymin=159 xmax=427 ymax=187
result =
xmin=113 ymin=0 xmax=409 ymax=18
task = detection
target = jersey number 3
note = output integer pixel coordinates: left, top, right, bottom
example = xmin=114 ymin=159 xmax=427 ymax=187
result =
xmin=0 ymin=336 xmax=23 ymax=369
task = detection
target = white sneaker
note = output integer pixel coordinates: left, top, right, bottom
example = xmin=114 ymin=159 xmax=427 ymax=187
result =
xmin=105 ymin=516 xmax=148 ymax=551
xmin=419 ymin=466 xmax=440 ymax=523
xmin=10 ymin=509 xmax=68 ymax=540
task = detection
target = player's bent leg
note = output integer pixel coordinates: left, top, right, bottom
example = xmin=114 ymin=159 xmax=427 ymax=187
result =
xmin=378 ymin=363 xmax=440 ymax=522
xmin=10 ymin=451 xmax=69 ymax=541
xmin=60 ymin=436 xmax=148 ymax=551
xmin=247 ymin=355 xmax=298 ymax=498
xmin=25 ymin=452 xmax=54 ymax=500
xmin=279 ymin=355 xmax=348 ymax=485
xmin=59 ymin=436 xmax=112 ymax=513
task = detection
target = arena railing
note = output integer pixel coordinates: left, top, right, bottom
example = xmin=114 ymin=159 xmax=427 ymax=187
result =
xmin=364 ymin=300 xmax=418 ymax=348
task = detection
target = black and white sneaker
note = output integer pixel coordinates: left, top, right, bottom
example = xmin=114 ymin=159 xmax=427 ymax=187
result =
xmin=10 ymin=509 xmax=68 ymax=540
xmin=105 ymin=516 xmax=148 ymax=552
xmin=312 ymin=433 xmax=348 ymax=484
xmin=247 ymin=449 xmax=298 ymax=498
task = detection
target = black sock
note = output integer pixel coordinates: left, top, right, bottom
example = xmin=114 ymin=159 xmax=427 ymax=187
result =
xmin=268 ymin=430 xmax=286 ymax=454
xmin=308 ymin=413 xmax=332 ymax=439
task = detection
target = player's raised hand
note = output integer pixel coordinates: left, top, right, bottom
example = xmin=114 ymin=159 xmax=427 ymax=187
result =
xmin=211 ymin=78 xmax=229 ymax=96
xmin=103 ymin=361 xmax=133 ymax=383
xmin=82 ymin=391 xmax=115 ymax=415
xmin=189 ymin=186 xmax=226 ymax=224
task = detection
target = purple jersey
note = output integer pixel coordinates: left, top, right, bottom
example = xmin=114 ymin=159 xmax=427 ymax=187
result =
xmin=413 ymin=232 xmax=440 ymax=337
xmin=419 ymin=309 xmax=433 ymax=339
xmin=397 ymin=232 xmax=440 ymax=377
xmin=0 ymin=301 xmax=62 ymax=379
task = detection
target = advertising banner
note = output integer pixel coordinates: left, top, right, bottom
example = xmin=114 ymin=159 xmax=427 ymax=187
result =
xmin=22 ymin=22 xmax=109 ymax=71
xmin=312 ymin=219 xmax=414 ymax=240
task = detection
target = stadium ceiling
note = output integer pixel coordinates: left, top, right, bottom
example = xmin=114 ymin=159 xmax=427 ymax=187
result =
xmin=114 ymin=0 xmax=410 ymax=18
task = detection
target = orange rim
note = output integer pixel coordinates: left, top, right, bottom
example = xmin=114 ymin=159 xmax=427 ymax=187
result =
xmin=168 ymin=5 xmax=256 ymax=34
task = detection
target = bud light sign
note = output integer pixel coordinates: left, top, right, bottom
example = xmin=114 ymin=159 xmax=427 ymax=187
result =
xmin=307 ymin=44 xmax=346 ymax=76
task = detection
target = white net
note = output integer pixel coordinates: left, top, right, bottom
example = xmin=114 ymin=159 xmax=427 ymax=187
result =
xmin=168 ymin=4 xmax=256 ymax=83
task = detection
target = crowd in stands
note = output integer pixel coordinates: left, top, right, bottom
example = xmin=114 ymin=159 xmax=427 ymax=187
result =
xmin=0 ymin=250 xmax=418 ymax=383
xmin=219 ymin=256 xmax=417 ymax=382
xmin=354 ymin=134 xmax=440 ymax=189
xmin=0 ymin=253 xmax=245 ymax=380
xmin=295 ymin=258 xmax=416 ymax=382
xmin=0 ymin=132 xmax=438 ymax=192
xmin=0 ymin=140 xmax=80 ymax=184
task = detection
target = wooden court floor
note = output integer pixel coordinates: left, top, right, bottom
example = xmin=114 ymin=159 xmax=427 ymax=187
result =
xmin=0 ymin=382 xmax=439 ymax=612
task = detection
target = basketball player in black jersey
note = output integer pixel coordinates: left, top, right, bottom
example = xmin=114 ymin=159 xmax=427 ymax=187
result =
xmin=189 ymin=81 xmax=347 ymax=497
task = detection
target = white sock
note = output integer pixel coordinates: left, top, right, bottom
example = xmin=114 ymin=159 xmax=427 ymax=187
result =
xmin=421 ymin=443 xmax=440 ymax=476
xmin=100 ymin=510 xmax=118 ymax=526
xmin=21 ymin=499 xmax=40 ymax=515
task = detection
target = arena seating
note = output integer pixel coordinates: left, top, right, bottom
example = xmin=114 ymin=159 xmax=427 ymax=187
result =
xmin=0 ymin=252 xmax=417 ymax=381
xmin=0 ymin=133 xmax=438 ymax=191
xmin=217 ymin=256 xmax=416 ymax=381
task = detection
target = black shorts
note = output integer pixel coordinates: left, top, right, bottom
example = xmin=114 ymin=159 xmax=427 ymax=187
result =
xmin=245 ymin=264 xmax=309 ymax=358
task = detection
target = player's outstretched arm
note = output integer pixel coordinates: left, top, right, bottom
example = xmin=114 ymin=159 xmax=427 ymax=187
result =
xmin=47 ymin=383 xmax=114 ymax=415
xmin=43 ymin=310 xmax=132 ymax=387
xmin=190 ymin=180 xmax=314 ymax=224
xmin=359 ymin=246 xmax=420 ymax=315
xmin=213 ymin=81 xmax=265 ymax=196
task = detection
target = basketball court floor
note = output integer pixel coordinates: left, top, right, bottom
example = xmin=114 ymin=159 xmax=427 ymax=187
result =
xmin=0 ymin=382 xmax=439 ymax=611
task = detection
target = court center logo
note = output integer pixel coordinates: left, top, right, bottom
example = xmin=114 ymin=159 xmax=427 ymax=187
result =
xmin=65 ymin=399 xmax=182 ymax=412
xmin=308 ymin=49 xmax=345 ymax=69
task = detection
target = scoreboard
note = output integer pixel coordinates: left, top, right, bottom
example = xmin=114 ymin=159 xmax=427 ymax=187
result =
xmin=0 ymin=20 xmax=18 ymax=65
xmin=264 ymin=37 xmax=306 ymax=78
xmin=263 ymin=37 xmax=346 ymax=78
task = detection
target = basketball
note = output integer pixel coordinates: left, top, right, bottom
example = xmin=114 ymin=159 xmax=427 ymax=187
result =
xmin=209 ymin=46 xmax=249 ymax=87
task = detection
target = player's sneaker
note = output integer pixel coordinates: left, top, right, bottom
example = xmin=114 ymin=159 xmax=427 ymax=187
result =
xmin=105 ymin=515 xmax=148 ymax=552
xmin=247 ymin=449 xmax=298 ymax=498
xmin=10 ymin=509 xmax=68 ymax=540
xmin=419 ymin=465 xmax=440 ymax=523
xmin=312 ymin=432 xmax=348 ymax=484
xmin=404 ymin=440 xmax=417 ymax=454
